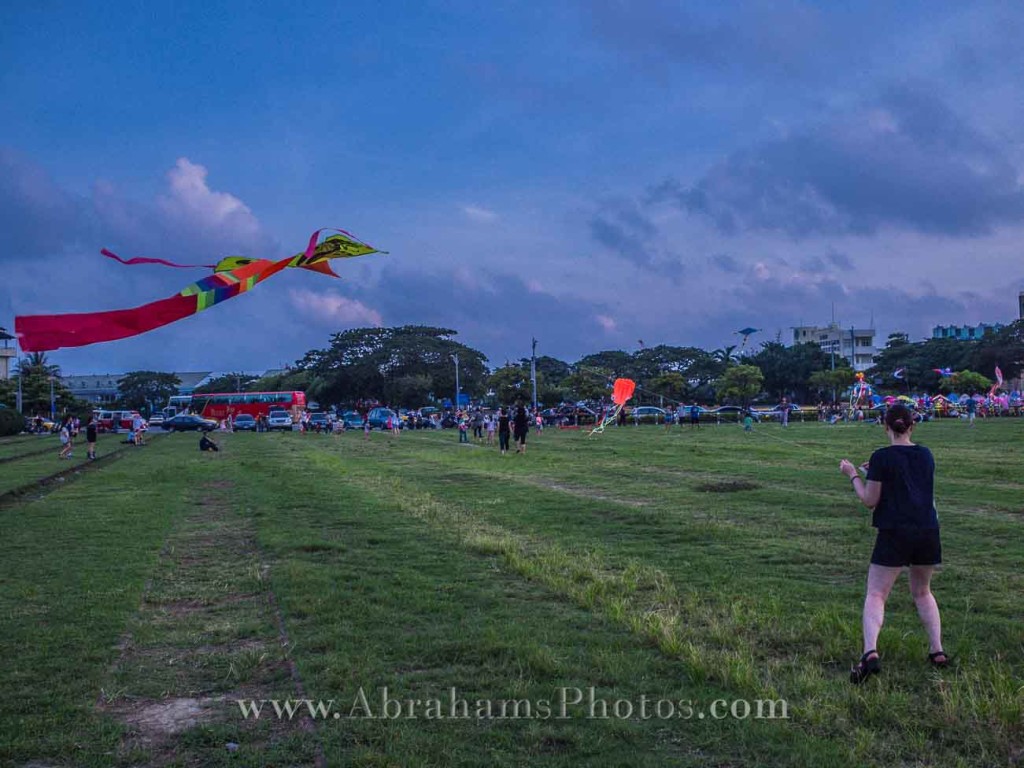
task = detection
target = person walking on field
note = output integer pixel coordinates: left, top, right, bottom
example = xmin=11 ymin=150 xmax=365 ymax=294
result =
xmin=780 ymin=397 xmax=791 ymax=428
xmin=839 ymin=403 xmax=948 ymax=684
xmin=513 ymin=404 xmax=529 ymax=454
xmin=58 ymin=418 xmax=72 ymax=459
xmin=86 ymin=416 xmax=98 ymax=460
xmin=497 ymin=408 xmax=511 ymax=455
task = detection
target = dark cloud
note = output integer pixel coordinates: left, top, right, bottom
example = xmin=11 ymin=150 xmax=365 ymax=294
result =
xmin=589 ymin=200 xmax=658 ymax=268
xmin=650 ymin=87 xmax=1024 ymax=238
xmin=710 ymin=253 xmax=741 ymax=273
xmin=0 ymin=149 xmax=92 ymax=261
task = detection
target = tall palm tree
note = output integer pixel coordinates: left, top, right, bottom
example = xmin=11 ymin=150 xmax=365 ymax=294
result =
xmin=711 ymin=345 xmax=738 ymax=366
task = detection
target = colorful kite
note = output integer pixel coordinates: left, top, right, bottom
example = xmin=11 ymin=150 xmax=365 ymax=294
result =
xmin=849 ymin=371 xmax=872 ymax=409
xmin=15 ymin=228 xmax=383 ymax=352
xmin=933 ymin=367 xmax=953 ymax=378
xmin=893 ymin=368 xmax=905 ymax=380
xmin=590 ymin=378 xmax=636 ymax=435
xmin=989 ymin=365 xmax=1005 ymax=399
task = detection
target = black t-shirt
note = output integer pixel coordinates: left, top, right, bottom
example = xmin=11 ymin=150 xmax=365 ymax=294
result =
xmin=865 ymin=444 xmax=938 ymax=529
xmin=498 ymin=415 xmax=511 ymax=434
xmin=86 ymin=424 xmax=97 ymax=442
xmin=513 ymin=411 xmax=528 ymax=434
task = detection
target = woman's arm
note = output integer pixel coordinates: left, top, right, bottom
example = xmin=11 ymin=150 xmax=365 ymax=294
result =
xmin=839 ymin=459 xmax=881 ymax=508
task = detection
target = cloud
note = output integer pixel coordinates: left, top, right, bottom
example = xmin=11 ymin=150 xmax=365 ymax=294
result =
xmin=0 ymin=148 xmax=90 ymax=261
xmin=289 ymin=288 xmax=383 ymax=328
xmin=157 ymin=157 xmax=263 ymax=244
xmin=461 ymin=204 xmax=499 ymax=223
xmin=589 ymin=199 xmax=658 ymax=267
xmin=595 ymin=314 xmax=617 ymax=332
xmin=651 ymin=87 xmax=1024 ymax=238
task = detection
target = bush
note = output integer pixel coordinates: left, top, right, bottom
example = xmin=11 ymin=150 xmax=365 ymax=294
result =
xmin=0 ymin=407 xmax=25 ymax=436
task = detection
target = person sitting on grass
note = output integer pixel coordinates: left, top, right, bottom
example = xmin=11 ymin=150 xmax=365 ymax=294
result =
xmin=839 ymin=403 xmax=947 ymax=684
xmin=199 ymin=433 xmax=220 ymax=452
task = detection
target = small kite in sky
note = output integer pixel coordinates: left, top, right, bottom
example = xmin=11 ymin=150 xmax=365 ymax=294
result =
xmin=15 ymin=228 xmax=383 ymax=352
xmin=933 ymin=367 xmax=954 ymax=378
xmin=893 ymin=368 xmax=905 ymax=380
xmin=735 ymin=327 xmax=761 ymax=349
xmin=590 ymin=377 xmax=636 ymax=435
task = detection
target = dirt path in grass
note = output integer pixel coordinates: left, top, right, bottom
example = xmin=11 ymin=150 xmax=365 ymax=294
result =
xmin=98 ymin=477 xmax=323 ymax=766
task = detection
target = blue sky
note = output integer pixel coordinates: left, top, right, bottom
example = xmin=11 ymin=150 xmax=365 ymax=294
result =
xmin=3 ymin=1 xmax=1023 ymax=373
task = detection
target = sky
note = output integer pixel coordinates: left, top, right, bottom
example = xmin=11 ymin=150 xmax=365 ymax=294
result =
xmin=2 ymin=1 xmax=1024 ymax=374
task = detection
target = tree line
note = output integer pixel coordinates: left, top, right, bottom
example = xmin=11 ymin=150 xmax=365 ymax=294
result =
xmin=1 ymin=322 xmax=1021 ymax=420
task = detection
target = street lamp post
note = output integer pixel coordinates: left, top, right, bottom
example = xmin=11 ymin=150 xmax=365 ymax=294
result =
xmin=49 ymin=376 xmax=55 ymax=420
xmin=530 ymin=337 xmax=538 ymax=412
xmin=451 ymin=353 xmax=460 ymax=413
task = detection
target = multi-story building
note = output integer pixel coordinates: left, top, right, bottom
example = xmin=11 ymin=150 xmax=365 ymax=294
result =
xmin=792 ymin=324 xmax=877 ymax=372
xmin=61 ymin=371 xmax=214 ymax=404
xmin=932 ymin=323 xmax=1003 ymax=341
xmin=0 ymin=328 xmax=14 ymax=381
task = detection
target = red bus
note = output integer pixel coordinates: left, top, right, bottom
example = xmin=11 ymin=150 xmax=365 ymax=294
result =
xmin=183 ymin=391 xmax=306 ymax=422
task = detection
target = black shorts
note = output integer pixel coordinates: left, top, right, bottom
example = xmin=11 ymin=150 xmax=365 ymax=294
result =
xmin=871 ymin=528 xmax=942 ymax=567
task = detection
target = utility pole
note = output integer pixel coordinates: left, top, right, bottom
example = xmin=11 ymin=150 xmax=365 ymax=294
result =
xmin=49 ymin=376 xmax=55 ymax=420
xmin=530 ymin=337 xmax=538 ymax=412
xmin=451 ymin=353 xmax=460 ymax=412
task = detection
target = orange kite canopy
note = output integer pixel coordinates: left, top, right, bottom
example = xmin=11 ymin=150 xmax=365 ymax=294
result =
xmin=612 ymin=378 xmax=636 ymax=406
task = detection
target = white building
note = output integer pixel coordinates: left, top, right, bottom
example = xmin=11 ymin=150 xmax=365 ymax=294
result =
xmin=792 ymin=323 xmax=877 ymax=372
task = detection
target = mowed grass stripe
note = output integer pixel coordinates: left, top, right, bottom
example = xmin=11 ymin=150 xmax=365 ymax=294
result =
xmin=0 ymin=438 xmax=193 ymax=766
xmin=231 ymin=436 xmax=849 ymax=768
xmin=288 ymin=428 xmax=1021 ymax=766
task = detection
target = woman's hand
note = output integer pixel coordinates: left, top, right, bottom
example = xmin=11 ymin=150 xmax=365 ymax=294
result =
xmin=839 ymin=459 xmax=858 ymax=479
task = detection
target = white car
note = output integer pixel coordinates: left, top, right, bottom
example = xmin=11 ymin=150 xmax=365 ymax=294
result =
xmin=267 ymin=410 xmax=294 ymax=431
xmin=147 ymin=413 xmax=165 ymax=427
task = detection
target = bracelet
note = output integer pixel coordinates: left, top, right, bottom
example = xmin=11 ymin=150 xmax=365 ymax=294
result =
xmin=850 ymin=475 xmax=859 ymax=485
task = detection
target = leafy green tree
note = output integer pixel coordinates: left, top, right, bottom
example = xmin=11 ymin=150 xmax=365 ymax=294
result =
xmin=488 ymin=365 xmax=531 ymax=404
xmin=951 ymin=370 xmax=991 ymax=395
xmin=295 ymin=326 xmax=488 ymax=407
xmin=749 ymin=342 xmax=831 ymax=401
xmin=14 ymin=353 xmax=75 ymax=417
xmin=649 ymin=371 xmax=688 ymax=401
xmin=562 ymin=368 xmax=611 ymax=402
xmin=0 ymin=378 xmax=15 ymax=409
xmin=117 ymin=371 xmax=182 ymax=415
xmin=808 ymin=368 xmax=855 ymax=402
xmin=194 ymin=373 xmax=259 ymax=395
xmin=715 ymin=364 xmax=764 ymax=406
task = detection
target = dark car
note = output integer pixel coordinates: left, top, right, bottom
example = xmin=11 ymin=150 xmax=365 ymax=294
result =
xmin=366 ymin=407 xmax=399 ymax=430
xmin=308 ymin=412 xmax=329 ymax=432
xmin=233 ymin=414 xmax=257 ymax=431
xmin=163 ymin=414 xmax=218 ymax=432
xmin=341 ymin=410 xmax=365 ymax=430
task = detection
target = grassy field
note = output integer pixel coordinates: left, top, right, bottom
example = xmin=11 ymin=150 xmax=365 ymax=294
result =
xmin=0 ymin=421 xmax=1020 ymax=767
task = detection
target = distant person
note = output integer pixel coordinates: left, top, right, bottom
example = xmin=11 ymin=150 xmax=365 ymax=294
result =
xmin=86 ymin=416 xmax=98 ymax=460
xmin=689 ymin=404 xmax=701 ymax=428
xmin=742 ymin=410 xmax=754 ymax=432
xmin=780 ymin=397 xmax=791 ymax=428
xmin=133 ymin=414 xmax=146 ymax=446
xmin=839 ymin=403 xmax=947 ymax=684
xmin=485 ymin=414 xmax=496 ymax=445
xmin=497 ymin=408 xmax=511 ymax=455
xmin=200 ymin=433 xmax=219 ymax=452
xmin=965 ymin=395 xmax=976 ymax=427
xmin=513 ymin=405 xmax=529 ymax=454
xmin=58 ymin=418 xmax=72 ymax=459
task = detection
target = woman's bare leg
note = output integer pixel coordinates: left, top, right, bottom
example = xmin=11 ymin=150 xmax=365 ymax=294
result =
xmin=863 ymin=565 xmax=902 ymax=655
xmin=909 ymin=566 xmax=943 ymax=654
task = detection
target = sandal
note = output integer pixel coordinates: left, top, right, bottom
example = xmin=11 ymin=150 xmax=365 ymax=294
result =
xmin=850 ymin=650 xmax=881 ymax=684
xmin=927 ymin=651 xmax=950 ymax=668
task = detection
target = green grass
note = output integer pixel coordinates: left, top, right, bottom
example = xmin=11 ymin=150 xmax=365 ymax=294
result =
xmin=0 ymin=421 xmax=1021 ymax=766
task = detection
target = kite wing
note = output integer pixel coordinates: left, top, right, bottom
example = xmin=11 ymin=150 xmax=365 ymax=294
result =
xmin=15 ymin=228 xmax=383 ymax=352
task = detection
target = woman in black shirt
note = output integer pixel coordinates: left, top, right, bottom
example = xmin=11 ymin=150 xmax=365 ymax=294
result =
xmin=497 ymin=409 xmax=511 ymax=455
xmin=513 ymin=405 xmax=529 ymax=454
xmin=839 ymin=404 xmax=947 ymax=683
